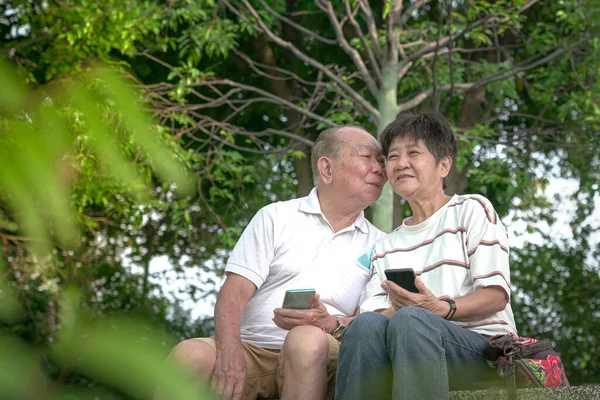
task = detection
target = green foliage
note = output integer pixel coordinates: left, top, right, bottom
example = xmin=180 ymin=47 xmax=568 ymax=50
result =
xmin=2 ymin=0 xmax=598 ymax=391
xmin=0 ymin=58 xmax=214 ymax=398
xmin=0 ymin=273 xmax=212 ymax=399
xmin=512 ymin=235 xmax=600 ymax=384
xmin=0 ymin=265 xmax=26 ymax=325
xmin=52 ymin=296 xmax=207 ymax=400
xmin=0 ymin=61 xmax=192 ymax=254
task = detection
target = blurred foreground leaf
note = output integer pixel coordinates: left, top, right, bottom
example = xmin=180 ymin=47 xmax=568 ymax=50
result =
xmin=52 ymin=311 xmax=212 ymax=400
xmin=0 ymin=258 xmax=25 ymax=324
xmin=0 ymin=334 xmax=48 ymax=399
xmin=0 ymin=57 xmax=201 ymax=399
xmin=0 ymin=57 xmax=193 ymax=257
xmin=93 ymin=68 xmax=193 ymax=195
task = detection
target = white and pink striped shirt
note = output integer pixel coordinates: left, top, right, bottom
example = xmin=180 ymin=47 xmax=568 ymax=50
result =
xmin=359 ymin=194 xmax=518 ymax=337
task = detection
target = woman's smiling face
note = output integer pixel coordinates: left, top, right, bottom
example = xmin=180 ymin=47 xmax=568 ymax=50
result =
xmin=385 ymin=136 xmax=451 ymax=201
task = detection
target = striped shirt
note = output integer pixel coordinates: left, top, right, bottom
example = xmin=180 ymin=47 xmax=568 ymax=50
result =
xmin=359 ymin=194 xmax=517 ymax=337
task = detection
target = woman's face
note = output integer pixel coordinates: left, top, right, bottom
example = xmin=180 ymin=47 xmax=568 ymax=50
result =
xmin=385 ymin=136 xmax=451 ymax=201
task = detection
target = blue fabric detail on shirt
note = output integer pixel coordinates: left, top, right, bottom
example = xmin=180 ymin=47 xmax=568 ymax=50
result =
xmin=356 ymin=248 xmax=374 ymax=270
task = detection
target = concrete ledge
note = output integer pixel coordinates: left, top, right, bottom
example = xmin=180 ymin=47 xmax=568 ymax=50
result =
xmin=268 ymin=386 xmax=600 ymax=400
xmin=450 ymin=386 xmax=600 ymax=400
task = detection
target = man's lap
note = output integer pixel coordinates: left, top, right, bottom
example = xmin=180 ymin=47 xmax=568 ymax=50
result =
xmin=196 ymin=334 xmax=339 ymax=399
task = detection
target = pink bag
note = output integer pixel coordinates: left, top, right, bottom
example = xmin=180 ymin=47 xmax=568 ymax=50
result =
xmin=484 ymin=333 xmax=570 ymax=399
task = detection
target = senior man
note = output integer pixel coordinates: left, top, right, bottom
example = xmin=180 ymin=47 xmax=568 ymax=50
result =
xmin=159 ymin=125 xmax=386 ymax=400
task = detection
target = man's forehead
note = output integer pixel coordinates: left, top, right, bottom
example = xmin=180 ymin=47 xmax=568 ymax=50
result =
xmin=357 ymin=143 xmax=382 ymax=151
xmin=338 ymin=126 xmax=368 ymax=135
xmin=338 ymin=129 xmax=376 ymax=143
xmin=339 ymin=137 xmax=380 ymax=150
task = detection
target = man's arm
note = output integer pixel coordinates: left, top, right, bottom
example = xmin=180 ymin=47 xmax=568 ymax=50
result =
xmin=211 ymin=273 xmax=256 ymax=400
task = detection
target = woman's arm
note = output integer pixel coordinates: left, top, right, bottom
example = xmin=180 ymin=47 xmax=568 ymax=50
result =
xmin=436 ymin=285 xmax=507 ymax=321
xmin=381 ymin=279 xmax=508 ymax=321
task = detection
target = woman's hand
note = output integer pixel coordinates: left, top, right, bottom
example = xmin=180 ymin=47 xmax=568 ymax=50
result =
xmin=381 ymin=278 xmax=447 ymax=317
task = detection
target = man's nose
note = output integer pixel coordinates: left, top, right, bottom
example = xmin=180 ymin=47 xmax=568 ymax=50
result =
xmin=373 ymin=160 xmax=385 ymax=175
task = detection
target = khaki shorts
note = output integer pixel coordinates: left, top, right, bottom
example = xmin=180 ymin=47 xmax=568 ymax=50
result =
xmin=195 ymin=335 xmax=339 ymax=399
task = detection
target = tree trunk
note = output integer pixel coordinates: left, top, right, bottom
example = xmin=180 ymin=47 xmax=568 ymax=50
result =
xmin=140 ymin=224 xmax=155 ymax=307
xmin=253 ymin=10 xmax=313 ymax=198
xmin=392 ymin=192 xmax=405 ymax=228
xmin=447 ymin=34 xmax=498 ymax=195
xmin=294 ymin=152 xmax=313 ymax=197
xmin=372 ymin=66 xmax=400 ymax=233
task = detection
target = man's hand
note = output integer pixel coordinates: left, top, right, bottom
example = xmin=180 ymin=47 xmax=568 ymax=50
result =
xmin=381 ymin=278 xmax=447 ymax=316
xmin=211 ymin=343 xmax=247 ymax=400
xmin=272 ymin=293 xmax=337 ymax=333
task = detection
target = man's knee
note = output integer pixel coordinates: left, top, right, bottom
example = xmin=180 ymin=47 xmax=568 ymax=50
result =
xmin=282 ymin=326 xmax=330 ymax=366
xmin=168 ymin=339 xmax=216 ymax=377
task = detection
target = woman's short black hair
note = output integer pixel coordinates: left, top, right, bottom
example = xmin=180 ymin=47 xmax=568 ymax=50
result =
xmin=380 ymin=111 xmax=458 ymax=164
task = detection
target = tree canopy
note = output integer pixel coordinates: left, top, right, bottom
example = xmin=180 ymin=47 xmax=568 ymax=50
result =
xmin=1 ymin=0 xmax=599 ymax=395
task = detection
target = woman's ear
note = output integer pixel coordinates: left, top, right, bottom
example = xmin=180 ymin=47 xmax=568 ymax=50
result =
xmin=317 ymin=156 xmax=334 ymax=185
xmin=440 ymin=156 xmax=453 ymax=178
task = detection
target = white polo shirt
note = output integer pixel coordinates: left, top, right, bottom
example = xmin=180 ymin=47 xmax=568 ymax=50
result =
xmin=225 ymin=188 xmax=385 ymax=349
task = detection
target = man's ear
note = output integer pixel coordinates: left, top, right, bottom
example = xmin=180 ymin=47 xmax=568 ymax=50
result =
xmin=440 ymin=156 xmax=453 ymax=178
xmin=317 ymin=156 xmax=334 ymax=185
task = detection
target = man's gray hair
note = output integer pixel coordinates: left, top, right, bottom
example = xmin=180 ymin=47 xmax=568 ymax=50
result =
xmin=310 ymin=125 xmax=365 ymax=186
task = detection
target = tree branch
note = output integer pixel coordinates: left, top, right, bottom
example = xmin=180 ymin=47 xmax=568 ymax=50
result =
xmin=190 ymin=114 xmax=316 ymax=147
xmin=397 ymin=33 xmax=596 ymax=112
xmin=316 ymin=0 xmax=379 ymax=97
xmin=402 ymin=14 xmax=494 ymax=66
xmin=255 ymin=0 xmax=338 ymax=45
xmin=227 ymin=0 xmax=380 ymax=118
xmin=464 ymin=33 xmax=596 ymax=91
xmin=357 ymin=0 xmax=384 ymax=61
xmin=233 ymin=49 xmax=322 ymax=86
xmin=398 ymin=0 xmax=433 ymax=27
xmin=386 ymin=0 xmax=403 ymax=63
xmin=441 ymin=1 xmax=455 ymax=112
xmin=160 ymin=78 xmax=337 ymax=128
xmin=431 ymin=0 xmax=446 ymax=111
xmin=342 ymin=0 xmax=382 ymax=82
xmin=398 ymin=0 xmax=542 ymax=76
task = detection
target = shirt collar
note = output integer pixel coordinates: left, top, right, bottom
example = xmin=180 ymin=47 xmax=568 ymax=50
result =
xmin=299 ymin=187 xmax=369 ymax=234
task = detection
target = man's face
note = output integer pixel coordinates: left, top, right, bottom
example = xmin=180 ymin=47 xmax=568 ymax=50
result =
xmin=330 ymin=128 xmax=387 ymax=208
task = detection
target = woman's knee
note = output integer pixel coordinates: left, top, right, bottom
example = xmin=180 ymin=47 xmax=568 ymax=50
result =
xmin=388 ymin=306 xmax=439 ymax=337
xmin=345 ymin=311 xmax=388 ymax=339
xmin=282 ymin=325 xmax=330 ymax=365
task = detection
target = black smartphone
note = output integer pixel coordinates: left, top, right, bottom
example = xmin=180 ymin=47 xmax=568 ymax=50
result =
xmin=384 ymin=268 xmax=419 ymax=293
xmin=281 ymin=289 xmax=316 ymax=309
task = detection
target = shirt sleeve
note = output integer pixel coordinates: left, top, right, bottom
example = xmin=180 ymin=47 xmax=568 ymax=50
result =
xmin=225 ymin=207 xmax=275 ymax=290
xmin=464 ymin=196 xmax=512 ymax=300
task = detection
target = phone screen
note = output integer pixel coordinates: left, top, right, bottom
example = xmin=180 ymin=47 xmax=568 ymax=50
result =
xmin=282 ymin=289 xmax=316 ymax=309
xmin=384 ymin=268 xmax=419 ymax=293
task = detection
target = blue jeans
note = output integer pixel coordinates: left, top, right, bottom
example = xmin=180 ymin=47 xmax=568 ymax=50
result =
xmin=335 ymin=307 xmax=496 ymax=400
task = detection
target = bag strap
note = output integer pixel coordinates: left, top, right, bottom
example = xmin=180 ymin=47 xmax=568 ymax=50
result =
xmin=506 ymin=359 xmax=517 ymax=400
xmin=518 ymin=338 xmax=553 ymax=358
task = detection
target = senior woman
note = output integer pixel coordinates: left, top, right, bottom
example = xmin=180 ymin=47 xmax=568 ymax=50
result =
xmin=335 ymin=112 xmax=517 ymax=400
